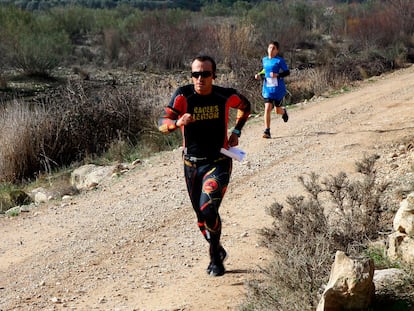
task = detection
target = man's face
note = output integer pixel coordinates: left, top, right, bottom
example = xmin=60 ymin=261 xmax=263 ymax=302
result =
xmin=191 ymin=59 xmax=214 ymax=95
xmin=267 ymin=44 xmax=278 ymax=58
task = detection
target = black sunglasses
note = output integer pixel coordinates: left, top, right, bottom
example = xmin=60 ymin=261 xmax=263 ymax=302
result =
xmin=191 ymin=71 xmax=213 ymax=78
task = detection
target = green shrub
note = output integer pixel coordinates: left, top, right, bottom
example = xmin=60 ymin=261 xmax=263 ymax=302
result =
xmin=364 ymin=245 xmax=399 ymax=270
xmin=48 ymin=6 xmax=96 ymax=41
xmin=201 ymin=2 xmax=231 ymax=16
xmin=0 ymin=6 xmax=71 ymax=76
xmin=0 ymin=183 xmax=29 ymax=213
xmin=11 ymin=29 xmax=70 ymax=76
xmin=241 ymin=155 xmax=392 ymax=310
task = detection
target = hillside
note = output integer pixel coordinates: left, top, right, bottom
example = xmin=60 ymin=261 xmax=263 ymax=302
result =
xmin=1 ymin=65 xmax=414 ymax=310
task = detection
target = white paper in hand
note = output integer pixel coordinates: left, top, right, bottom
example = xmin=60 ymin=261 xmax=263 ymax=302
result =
xmin=220 ymin=147 xmax=246 ymax=162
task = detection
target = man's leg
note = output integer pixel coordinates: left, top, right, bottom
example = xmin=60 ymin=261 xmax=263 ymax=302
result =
xmin=200 ymin=160 xmax=232 ymax=276
xmin=184 ymin=163 xmax=208 ymax=240
xmin=275 ymin=99 xmax=288 ymax=122
xmin=263 ymin=101 xmax=273 ymax=138
xmin=184 ymin=160 xmax=230 ymax=276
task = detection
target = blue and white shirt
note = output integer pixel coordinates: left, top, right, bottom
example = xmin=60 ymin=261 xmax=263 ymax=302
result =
xmin=261 ymin=56 xmax=289 ymax=100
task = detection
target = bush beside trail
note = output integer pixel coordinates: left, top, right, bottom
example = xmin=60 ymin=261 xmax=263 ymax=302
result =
xmin=241 ymin=155 xmax=407 ymax=310
xmin=0 ymin=74 xmax=182 ymax=183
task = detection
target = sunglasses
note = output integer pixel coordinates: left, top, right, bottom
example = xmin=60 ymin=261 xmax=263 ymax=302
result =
xmin=191 ymin=71 xmax=213 ymax=78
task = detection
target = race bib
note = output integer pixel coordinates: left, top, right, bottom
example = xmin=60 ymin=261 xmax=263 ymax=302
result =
xmin=265 ymin=77 xmax=278 ymax=87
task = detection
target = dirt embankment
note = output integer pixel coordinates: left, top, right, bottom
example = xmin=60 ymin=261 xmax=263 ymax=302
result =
xmin=1 ymin=65 xmax=414 ymax=311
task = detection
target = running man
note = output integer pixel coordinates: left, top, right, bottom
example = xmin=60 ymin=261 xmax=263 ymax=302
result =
xmin=158 ymin=55 xmax=251 ymax=276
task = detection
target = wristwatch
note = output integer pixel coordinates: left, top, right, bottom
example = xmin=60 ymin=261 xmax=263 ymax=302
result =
xmin=232 ymin=129 xmax=241 ymax=137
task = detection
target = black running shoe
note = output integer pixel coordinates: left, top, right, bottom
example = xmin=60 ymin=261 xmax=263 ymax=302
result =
xmin=208 ymin=262 xmax=225 ymax=276
xmin=282 ymin=108 xmax=289 ymax=122
xmin=263 ymin=129 xmax=271 ymax=139
xmin=206 ymin=245 xmax=227 ymax=275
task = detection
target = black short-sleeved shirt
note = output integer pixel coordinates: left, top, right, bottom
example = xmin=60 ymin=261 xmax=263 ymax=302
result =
xmin=159 ymin=84 xmax=251 ymax=159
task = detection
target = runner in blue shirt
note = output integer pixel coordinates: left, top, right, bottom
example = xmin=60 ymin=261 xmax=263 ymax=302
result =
xmin=255 ymin=41 xmax=290 ymax=138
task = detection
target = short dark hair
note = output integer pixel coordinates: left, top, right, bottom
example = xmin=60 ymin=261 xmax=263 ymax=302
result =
xmin=269 ymin=41 xmax=280 ymax=49
xmin=191 ymin=55 xmax=217 ymax=75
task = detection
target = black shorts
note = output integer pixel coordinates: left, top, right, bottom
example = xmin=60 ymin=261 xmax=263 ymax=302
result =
xmin=264 ymin=98 xmax=283 ymax=107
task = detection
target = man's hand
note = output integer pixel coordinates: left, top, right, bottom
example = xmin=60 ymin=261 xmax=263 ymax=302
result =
xmin=176 ymin=113 xmax=195 ymax=127
xmin=228 ymin=133 xmax=239 ymax=147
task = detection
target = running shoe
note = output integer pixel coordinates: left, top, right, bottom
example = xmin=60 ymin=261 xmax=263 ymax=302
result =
xmin=282 ymin=108 xmax=289 ymax=122
xmin=208 ymin=262 xmax=225 ymax=276
xmin=263 ymin=129 xmax=271 ymax=139
xmin=207 ymin=245 xmax=227 ymax=276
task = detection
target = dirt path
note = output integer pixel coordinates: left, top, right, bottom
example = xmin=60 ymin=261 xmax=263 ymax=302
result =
xmin=1 ymin=65 xmax=414 ymax=311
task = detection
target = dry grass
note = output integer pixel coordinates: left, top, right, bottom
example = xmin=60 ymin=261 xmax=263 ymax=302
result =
xmin=0 ymin=74 xmax=177 ymax=183
xmin=288 ymin=66 xmax=351 ymax=102
xmin=0 ymin=100 xmax=43 ymax=182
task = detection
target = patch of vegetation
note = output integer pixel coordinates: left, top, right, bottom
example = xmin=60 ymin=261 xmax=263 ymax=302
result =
xmin=240 ymin=155 xmax=414 ymax=311
xmin=365 ymin=246 xmax=395 ymax=269
xmin=0 ymin=183 xmax=31 ymax=214
xmin=0 ymin=6 xmax=71 ymax=77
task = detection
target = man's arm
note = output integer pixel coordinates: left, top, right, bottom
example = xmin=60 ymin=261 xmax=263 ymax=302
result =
xmin=278 ymin=58 xmax=290 ymax=78
xmin=229 ymin=93 xmax=251 ymax=134
xmin=158 ymin=106 xmax=180 ymax=134
xmin=158 ymin=90 xmax=187 ymax=134
xmin=278 ymin=69 xmax=290 ymax=78
xmin=255 ymin=68 xmax=265 ymax=80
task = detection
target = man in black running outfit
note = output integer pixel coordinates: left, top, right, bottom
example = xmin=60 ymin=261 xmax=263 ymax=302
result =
xmin=158 ymin=55 xmax=251 ymax=276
